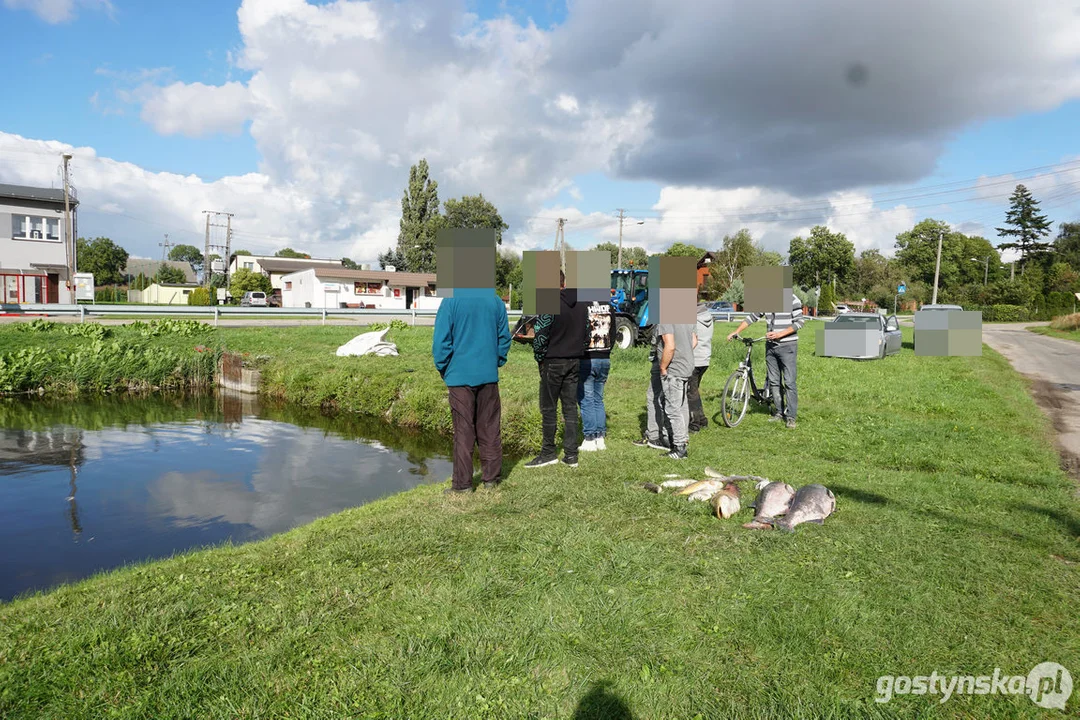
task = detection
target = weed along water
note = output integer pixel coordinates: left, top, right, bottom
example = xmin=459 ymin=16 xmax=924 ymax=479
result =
xmin=0 ymin=393 xmax=452 ymax=603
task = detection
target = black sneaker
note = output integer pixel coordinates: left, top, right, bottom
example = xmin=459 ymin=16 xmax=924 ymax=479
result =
xmin=562 ymin=456 xmax=578 ymax=468
xmin=633 ymin=437 xmax=670 ymax=451
xmin=525 ymin=455 xmax=558 ymax=468
xmin=664 ymin=445 xmax=688 ymax=460
xmin=631 ymin=437 xmax=652 ymax=448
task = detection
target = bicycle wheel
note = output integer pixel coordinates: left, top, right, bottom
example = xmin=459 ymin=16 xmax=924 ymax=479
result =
xmin=721 ymin=369 xmax=750 ymax=427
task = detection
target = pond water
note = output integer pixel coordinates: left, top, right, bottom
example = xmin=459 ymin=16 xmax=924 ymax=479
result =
xmin=0 ymin=393 xmax=453 ymax=603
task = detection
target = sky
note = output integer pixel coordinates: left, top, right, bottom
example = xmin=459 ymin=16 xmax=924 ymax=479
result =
xmin=1 ymin=0 xmax=1079 ymax=266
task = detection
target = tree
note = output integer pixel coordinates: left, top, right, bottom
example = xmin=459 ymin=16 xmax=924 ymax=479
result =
xmin=591 ymin=242 xmax=649 ymax=269
xmin=895 ymin=219 xmax=975 ymax=292
xmin=1047 ymin=261 xmax=1080 ymax=293
xmin=996 ymin=184 xmax=1052 ymax=272
xmin=720 ymin=277 xmax=744 ymax=305
xmin=168 ymin=244 xmax=204 ymax=274
xmin=755 ymin=250 xmax=784 ymax=266
xmin=76 ymin=237 xmax=129 ymax=285
xmin=818 ymin=283 xmax=836 ymax=314
xmin=342 ymin=257 xmax=360 ymax=270
xmin=154 ymin=265 xmax=187 ymax=284
xmin=275 ymin=248 xmax=311 ymax=259
xmin=715 ymin=229 xmax=757 ymax=288
xmin=234 ymin=249 xmax=252 ymax=256
xmin=229 ymin=268 xmax=272 ymax=299
xmin=396 ymin=158 xmax=444 ymax=273
xmin=788 ymin=226 xmax=854 ymax=289
xmin=1054 ymin=222 xmax=1080 ymax=271
xmin=130 ymin=272 xmax=151 ymax=291
xmin=664 ymin=242 xmax=708 ymax=258
xmin=495 ymin=249 xmax=521 ymax=293
xmin=443 ymin=194 xmax=509 ymax=245
xmin=378 ymin=247 xmax=407 ymax=270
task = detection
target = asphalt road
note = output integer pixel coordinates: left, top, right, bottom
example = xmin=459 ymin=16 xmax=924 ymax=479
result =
xmin=982 ymin=322 xmax=1080 ymax=486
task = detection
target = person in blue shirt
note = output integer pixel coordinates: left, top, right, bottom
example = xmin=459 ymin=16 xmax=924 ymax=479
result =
xmin=432 ymin=289 xmax=512 ymax=493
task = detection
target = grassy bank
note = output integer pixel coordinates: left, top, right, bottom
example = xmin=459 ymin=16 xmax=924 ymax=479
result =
xmin=1 ymin=320 xmax=1079 ymax=718
xmin=1029 ymin=312 xmax=1080 ymax=343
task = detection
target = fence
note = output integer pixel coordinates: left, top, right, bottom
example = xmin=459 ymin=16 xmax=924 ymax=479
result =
xmin=1 ymin=303 xmax=522 ymax=326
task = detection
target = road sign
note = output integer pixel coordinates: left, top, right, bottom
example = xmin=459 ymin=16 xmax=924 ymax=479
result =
xmin=898 ymin=283 xmax=906 ymax=294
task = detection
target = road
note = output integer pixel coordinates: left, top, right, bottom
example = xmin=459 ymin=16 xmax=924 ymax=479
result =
xmin=982 ymin=322 xmax=1080 ymax=486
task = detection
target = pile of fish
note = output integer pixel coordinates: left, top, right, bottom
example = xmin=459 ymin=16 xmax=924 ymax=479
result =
xmin=643 ymin=468 xmax=835 ymax=533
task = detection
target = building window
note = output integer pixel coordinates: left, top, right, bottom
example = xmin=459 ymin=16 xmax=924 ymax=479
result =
xmin=183 ymin=290 xmax=191 ymax=295
xmin=243 ymin=262 xmax=254 ymax=270
xmin=285 ymin=281 xmax=292 ymax=290
xmin=11 ymin=215 xmax=61 ymax=242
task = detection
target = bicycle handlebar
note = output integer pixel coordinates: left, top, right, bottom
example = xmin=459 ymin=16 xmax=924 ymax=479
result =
xmin=733 ymin=335 xmax=766 ymax=344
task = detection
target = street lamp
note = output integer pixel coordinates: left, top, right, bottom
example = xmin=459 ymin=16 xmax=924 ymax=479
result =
xmin=969 ymin=256 xmax=990 ymax=285
xmin=617 ymin=219 xmax=645 ymax=269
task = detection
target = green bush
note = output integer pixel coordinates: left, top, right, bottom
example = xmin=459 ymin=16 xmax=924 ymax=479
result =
xmin=974 ymin=304 xmax=1030 ymax=322
xmin=64 ymin=323 xmax=111 ymax=340
xmin=187 ymin=287 xmax=212 ymax=306
xmin=13 ymin=319 xmax=57 ymax=333
xmin=127 ymin=319 xmax=211 ymax=338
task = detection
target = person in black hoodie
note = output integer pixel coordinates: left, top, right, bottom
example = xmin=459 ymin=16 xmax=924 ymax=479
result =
xmin=527 ymin=271 xmax=589 ymax=468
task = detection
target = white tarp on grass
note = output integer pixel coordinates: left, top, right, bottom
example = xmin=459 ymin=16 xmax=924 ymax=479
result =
xmin=336 ymin=328 xmax=399 ymax=357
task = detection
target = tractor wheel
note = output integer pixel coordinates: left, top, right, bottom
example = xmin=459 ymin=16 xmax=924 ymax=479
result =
xmin=614 ymin=316 xmax=637 ymax=349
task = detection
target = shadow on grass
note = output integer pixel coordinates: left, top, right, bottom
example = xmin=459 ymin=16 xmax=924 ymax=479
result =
xmin=829 ymin=485 xmax=890 ymax=505
xmin=1017 ymin=503 xmax=1080 ymax=539
xmin=914 ymin=507 xmax=1079 ymax=560
xmin=572 ymin=680 xmax=634 ymax=720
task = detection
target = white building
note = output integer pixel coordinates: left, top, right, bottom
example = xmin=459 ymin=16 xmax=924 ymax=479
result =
xmin=281 ymin=268 xmax=439 ymax=310
xmin=228 ymin=255 xmax=349 ymax=291
xmin=127 ymin=283 xmax=201 ymax=305
xmin=0 ymin=183 xmax=77 ymax=304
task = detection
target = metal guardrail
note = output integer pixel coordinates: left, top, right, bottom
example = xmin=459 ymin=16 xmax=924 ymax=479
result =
xmin=2 ymin=303 xmax=526 ymax=325
xmin=710 ymin=311 xmax=751 ymax=322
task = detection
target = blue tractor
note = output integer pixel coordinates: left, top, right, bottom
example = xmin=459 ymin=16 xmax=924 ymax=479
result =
xmin=609 ymin=268 xmax=654 ymax=349
xmin=511 ymin=267 xmax=654 ymax=350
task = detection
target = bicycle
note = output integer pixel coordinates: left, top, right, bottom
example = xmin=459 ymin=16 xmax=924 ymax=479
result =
xmin=720 ymin=335 xmax=773 ymax=427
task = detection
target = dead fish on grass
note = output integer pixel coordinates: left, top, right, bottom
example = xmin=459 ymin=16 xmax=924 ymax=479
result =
xmin=773 ymin=484 xmax=836 ymax=533
xmin=704 ymin=467 xmax=770 ymax=485
xmin=742 ymin=481 xmax=796 ymax=530
xmin=677 ymin=479 xmax=724 ymax=501
xmin=642 ymin=482 xmax=662 ymax=493
xmin=710 ymin=482 xmax=742 ymax=519
xmin=660 ymin=478 xmax=695 ymax=489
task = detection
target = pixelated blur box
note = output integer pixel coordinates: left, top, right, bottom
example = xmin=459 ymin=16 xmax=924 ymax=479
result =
xmin=914 ymin=310 xmax=982 ymax=356
xmin=521 ymin=250 xmax=562 ymax=315
xmin=566 ymin=250 xmax=609 ymax=303
xmin=436 ymin=228 xmax=496 ymax=298
xmin=648 ymin=255 xmax=696 ymax=324
xmin=816 ymin=316 xmax=879 ymax=358
xmin=744 ymin=266 xmax=793 ymax=313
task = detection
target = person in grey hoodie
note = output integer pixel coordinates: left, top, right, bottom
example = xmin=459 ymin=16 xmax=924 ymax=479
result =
xmin=687 ymin=301 xmax=713 ymax=432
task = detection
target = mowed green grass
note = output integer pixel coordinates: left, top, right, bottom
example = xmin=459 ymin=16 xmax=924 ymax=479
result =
xmin=1 ymin=321 xmax=1079 ymax=719
xmin=1029 ymin=326 xmax=1080 ymax=343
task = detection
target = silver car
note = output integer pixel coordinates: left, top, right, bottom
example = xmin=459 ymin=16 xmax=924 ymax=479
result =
xmin=817 ymin=312 xmax=902 ymax=359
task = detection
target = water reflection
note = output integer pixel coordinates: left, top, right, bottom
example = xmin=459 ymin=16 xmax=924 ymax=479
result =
xmin=0 ymin=393 xmax=453 ymax=602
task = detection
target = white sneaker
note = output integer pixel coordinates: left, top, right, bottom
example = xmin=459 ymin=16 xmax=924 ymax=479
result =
xmin=579 ymin=438 xmax=598 ymax=452
xmin=595 ymin=437 xmax=607 ymax=451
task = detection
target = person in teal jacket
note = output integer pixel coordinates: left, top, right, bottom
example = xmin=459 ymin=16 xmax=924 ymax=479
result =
xmin=432 ymin=289 xmax=512 ymax=493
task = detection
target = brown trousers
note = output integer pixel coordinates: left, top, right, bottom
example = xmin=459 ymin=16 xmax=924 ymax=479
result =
xmin=447 ymin=383 xmax=503 ymax=490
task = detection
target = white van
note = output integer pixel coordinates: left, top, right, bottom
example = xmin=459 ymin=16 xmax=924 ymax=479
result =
xmin=241 ymin=291 xmax=267 ymax=307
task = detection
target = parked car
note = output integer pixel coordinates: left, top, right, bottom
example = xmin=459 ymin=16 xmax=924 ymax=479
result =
xmin=241 ymin=291 xmax=268 ymax=307
xmin=833 ymin=303 xmax=852 ymax=315
xmin=708 ymin=301 xmax=735 ymax=315
xmin=817 ymin=312 xmax=902 ymax=360
xmin=918 ymin=304 xmax=963 ymax=311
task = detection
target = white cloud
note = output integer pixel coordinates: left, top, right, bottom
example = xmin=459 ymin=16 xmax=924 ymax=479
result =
xmin=6 ymin=0 xmax=1080 ymax=264
xmin=2 ymin=0 xmax=112 ymax=24
xmin=141 ymin=81 xmax=255 ymax=137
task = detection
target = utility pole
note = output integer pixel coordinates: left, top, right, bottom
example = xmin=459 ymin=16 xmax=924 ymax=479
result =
xmin=62 ymin=153 xmax=73 ymax=294
xmin=931 ymin=228 xmax=943 ymax=305
xmin=554 ymin=218 xmax=567 ymax=272
xmin=617 ymin=208 xmax=625 ymax=269
xmin=159 ymin=233 xmax=172 ymax=261
xmin=203 ymin=210 xmax=234 ymax=289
